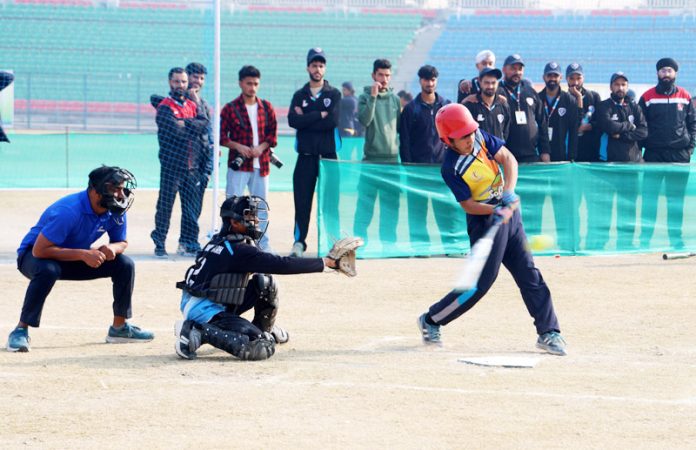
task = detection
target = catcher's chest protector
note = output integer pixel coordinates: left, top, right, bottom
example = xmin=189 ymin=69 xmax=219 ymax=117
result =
xmin=207 ymin=272 xmax=251 ymax=306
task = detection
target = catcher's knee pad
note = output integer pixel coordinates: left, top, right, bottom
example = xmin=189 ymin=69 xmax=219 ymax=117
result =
xmin=251 ymin=274 xmax=279 ymax=332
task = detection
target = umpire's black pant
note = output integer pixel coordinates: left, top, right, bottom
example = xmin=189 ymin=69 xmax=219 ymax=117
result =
xmin=427 ymin=211 xmax=560 ymax=336
xmin=17 ymin=249 xmax=134 ymax=327
xmin=292 ymin=152 xmax=338 ymax=249
xmin=152 ymin=166 xmax=208 ymax=250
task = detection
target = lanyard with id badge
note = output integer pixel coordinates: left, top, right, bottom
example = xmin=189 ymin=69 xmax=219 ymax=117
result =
xmin=505 ymin=82 xmax=527 ymax=125
xmin=544 ymin=94 xmax=560 ymax=141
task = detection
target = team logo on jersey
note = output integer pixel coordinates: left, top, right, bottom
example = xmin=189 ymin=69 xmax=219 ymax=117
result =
xmin=497 ymin=114 xmax=504 ymax=123
xmin=558 ymin=107 xmax=566 ymax=117
xmin=526 ymin=97 xmax=534 ymax=106
xmin=471 ymin=170 xmax=483 ymax=181
xmin=477 ymin=114 xmax=484 ymax=121
xmin=611 ymin=114 xmax=619 ymax=121
xmin=629 ymin=115 xmax=635 ymax=123
xmin=324 ymin=98 xmax=331 ymax=107
xmin=302 ymin=100 xmax=308 ymax=108
xmin=678 ymin=103 xmax=684 ymax=111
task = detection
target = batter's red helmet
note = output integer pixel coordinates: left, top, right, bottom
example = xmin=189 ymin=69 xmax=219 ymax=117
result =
xmin=435 ymin=103 xmax=479 ymax=143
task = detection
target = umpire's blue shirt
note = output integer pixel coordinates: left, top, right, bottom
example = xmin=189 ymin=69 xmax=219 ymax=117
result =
xmin=18 ymin=190 xmax=127 ymax=254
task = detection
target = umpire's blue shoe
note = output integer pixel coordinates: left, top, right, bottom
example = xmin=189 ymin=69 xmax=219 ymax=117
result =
xmin=105 ymin=323 xmax=154 ymax=343
xmin=6 ymin=327 xmax=30 ymax=352
xmin=417 ymin=313 xmax=442 ymax=346
xmin=536 ymin=331 xmax=567 ymax=356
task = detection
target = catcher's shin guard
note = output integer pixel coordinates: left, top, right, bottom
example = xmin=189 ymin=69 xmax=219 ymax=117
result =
xmin=197 ymin=322 xmax=275 ymax=361
xmin=251 ymin=274 xmax=279 ymax=333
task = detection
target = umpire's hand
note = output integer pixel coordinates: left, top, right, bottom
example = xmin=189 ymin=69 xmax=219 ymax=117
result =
xmin=83 ymin=249 xmax=106 ymax=268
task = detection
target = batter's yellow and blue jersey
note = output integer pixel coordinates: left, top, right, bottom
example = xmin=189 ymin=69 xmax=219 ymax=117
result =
xmin=440 ymin=129 xmax=505 ymax=206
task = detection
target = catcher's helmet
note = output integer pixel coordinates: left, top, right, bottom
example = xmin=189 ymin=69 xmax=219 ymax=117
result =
xmin=435 ymin=103 xmax=479 ymax=143
xmin=88 ymin=166 xmax=136 ymax=217
xmin=220 ymin=195 xmax=269 ymax=241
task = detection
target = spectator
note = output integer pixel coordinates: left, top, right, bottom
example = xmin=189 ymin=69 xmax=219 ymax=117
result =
xmin=594 ymin=72 xmax=648 ymax=249
xmin=399 ymin=65 xmax=462 ymax=254
xmin=457 ymin=50 xmax=495 ymax=104
xmin=287 ymin=48 xmax=341 ymax=257
xmin=5 ymin=166 xmax=153 ymax=352
xmin=0 ymin=71 xmax=14 ymax=143
xmin=463 ymin=67 xmax=510 ymax=140
xmin=355 ymin=59 xmax=402 ymax=251
xmin=498 ymin=54 xmax=550 ymax=239
xmin=397 ymin=90 xmax=413 ymax=111
xmin=151 ymin=67 xmax=210 ymax=258
xmin=639 ymin=57 xmax=696 ymax=249
xmin=339 ymin=81 xmax=361 ymax=137
xmin=566 ymin=63 xmax=603 ymax=162
xmin=220 ymin=65 xmax=278 ymax=253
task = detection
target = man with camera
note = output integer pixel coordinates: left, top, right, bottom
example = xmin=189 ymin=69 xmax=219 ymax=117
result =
xmin=220 ymin=65 xmax=279 ymax=253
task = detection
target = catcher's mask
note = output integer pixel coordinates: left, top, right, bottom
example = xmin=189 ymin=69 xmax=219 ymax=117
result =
xmin=88 ymin=166 xmax=136 ymax=218
xmin=220 ymin=195 xmax=269 ymax=241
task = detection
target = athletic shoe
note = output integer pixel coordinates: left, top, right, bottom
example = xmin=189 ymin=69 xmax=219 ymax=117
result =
xmin=174 ymin=320 xmax=200 ymax=360
xmin=417 ymin=313 xmax=442 ymax=345
xmin=6 ymin=327 xmax=30 ymax=352
xmin=154 ymin=246 xmax=168 ymax=258
xmin=270 ymin=325 xmax=289 ymax=344
xmin=289 ymin=241 xmax=304 ymax=257
xmin=177 ymin=244 xmax=199 ymax=257
xmin=105 ymin=323 xmax=154 ymax=343
xmin=536 ymin=331 xmax=567 ymax=356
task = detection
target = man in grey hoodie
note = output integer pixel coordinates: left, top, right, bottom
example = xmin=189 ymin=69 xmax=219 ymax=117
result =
xmin=354 ymin=59 xmax=402 ymax=253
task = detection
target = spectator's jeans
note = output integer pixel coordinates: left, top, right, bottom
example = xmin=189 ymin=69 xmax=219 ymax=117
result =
xmin=226 ymin=168 xmax=271 ymax=252
xmin=17 ymin=249 xmax=134 ymax=327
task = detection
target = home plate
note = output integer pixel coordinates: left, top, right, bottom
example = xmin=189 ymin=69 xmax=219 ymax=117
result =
xmin=458 ymin=356 xmax=540 ymax=368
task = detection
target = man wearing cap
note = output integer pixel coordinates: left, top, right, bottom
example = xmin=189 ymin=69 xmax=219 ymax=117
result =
xmin=464 ymin=67 xmax=510 ymax=140
xmin=354 ymin=58 xmax=402 ymax=252
xmin=593 ymin=72 xmax=648 ymax=249
xmin=339 ymin=81 xmax=361 ymax=138
xmin=399 ymin=65 xmax=462 ymax=254
xmin=566 ymin=63 xmax=603 ymax=162
xmin=638 ymin=57 xmax=696 ymax=249
xmin=498 ymin=54 xmax=551 ymax=163
xmin=457 ymin=50 xmax=496 ymax=104
xmin=287 ymin=48 xmax=342 ymax=257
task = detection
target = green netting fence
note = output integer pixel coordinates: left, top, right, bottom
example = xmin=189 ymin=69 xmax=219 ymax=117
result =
xmin=317 ymin=160 xmax=696 ymax=258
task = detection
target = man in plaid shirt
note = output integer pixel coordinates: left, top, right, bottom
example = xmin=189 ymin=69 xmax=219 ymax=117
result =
xmin=220 ymin=65 xmax=278 ymax=252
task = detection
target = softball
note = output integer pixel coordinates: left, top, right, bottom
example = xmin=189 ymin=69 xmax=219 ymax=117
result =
xmin=528 ymin=235 xmax=554 ymax=252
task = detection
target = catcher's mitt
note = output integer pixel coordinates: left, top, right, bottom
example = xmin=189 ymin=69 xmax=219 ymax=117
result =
xmin=326 ymin=237 xmax=364 ymax=277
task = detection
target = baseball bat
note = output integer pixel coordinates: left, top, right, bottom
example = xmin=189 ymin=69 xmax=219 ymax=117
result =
xmin=453 ymin=218 xmax=502 ymax=294
xmin=662 ymin=252 xmax=696 ymax=260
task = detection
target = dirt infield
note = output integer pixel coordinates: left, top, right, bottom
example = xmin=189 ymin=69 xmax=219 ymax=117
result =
xmin=1 ymin=190 xmax=695 ymax=448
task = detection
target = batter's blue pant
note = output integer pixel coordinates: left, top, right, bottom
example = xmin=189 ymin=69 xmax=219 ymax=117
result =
xmin=17 ymin=249 xmax=134 ymax=327
xmin=427 ymin=210 xmax=560 ymax=335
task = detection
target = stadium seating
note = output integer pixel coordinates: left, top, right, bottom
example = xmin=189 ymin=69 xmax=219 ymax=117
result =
xmin=424 ymin=11 xmax=696 ymax=102
xmin=0 ymin=3 xmax=422 ymax=111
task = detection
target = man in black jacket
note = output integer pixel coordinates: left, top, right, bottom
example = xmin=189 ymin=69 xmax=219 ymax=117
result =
xmin=566 ymin=63 xmax=603 ymax=162
xmin=638 ymin=58 xmax=696 ymax=249
xmin=594 ymin=72 xmax=648 ymax=249
xmin=399 ymin=65 xmax=463 ymax=254
xmin=0 ymin=71 xmax=15 ymax=143
xmin=464 ymin=67 xmax=510 ymax=140
xmin=287 ymin=48 xmax=341 ymax=257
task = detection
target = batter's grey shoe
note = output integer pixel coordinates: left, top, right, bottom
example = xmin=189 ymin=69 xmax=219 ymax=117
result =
xmin=174 ymin=320 xmax=201 ymax=360
xmin=270 ymin=325 xmax=289 ymax=344
xmin=289 ymin=241 xmax=304 ymax=257
xmin=6 ymin=327 xmax=30 ymax=352
xmin=105 ymin=323 xmax=154 ymax=343
xmin=536 ymin=331 xmax=567 ymax=356
xmin=417 ymin=313 xmax=442 ymax=345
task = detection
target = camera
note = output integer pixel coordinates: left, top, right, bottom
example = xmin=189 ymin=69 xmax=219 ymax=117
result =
xmin=269 ymin=151 xmax=284 ymax=169
xmin=230 ymin=155 xmax=245 ymax=171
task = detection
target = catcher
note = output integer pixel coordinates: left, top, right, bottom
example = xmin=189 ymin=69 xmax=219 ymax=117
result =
xmin=174 ymin=195 xmax=362 ymax=361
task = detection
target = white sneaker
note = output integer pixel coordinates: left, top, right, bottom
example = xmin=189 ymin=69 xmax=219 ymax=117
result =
xmin=290 ymin=242 xmax=304 ymax=257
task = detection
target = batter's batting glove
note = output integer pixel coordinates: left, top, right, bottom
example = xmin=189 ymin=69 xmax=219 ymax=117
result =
xmin=494 ymin=205 xmax=514 ymax=224
xmin=326 ymin=236 xmax=364 ymax=277
xmin=502 ymin=190 xmax=520 ymax=207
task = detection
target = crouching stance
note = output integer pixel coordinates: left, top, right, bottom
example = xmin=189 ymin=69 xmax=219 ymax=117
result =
xmin=175 ymin=195 xmax=362 ymax=361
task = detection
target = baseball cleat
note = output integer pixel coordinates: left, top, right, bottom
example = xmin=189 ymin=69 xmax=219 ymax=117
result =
xmin=6 ymin=327 xmax=30 ymax=353
xmin=270 ymin=325 xmax=289 ymax=344
xmin=174 ymin=320 xmax=200 ymax=360
xmin=417 ymin=313 xmax=442 ymax=345
xmin=536 ymin=331 xmax=567 ymax=356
